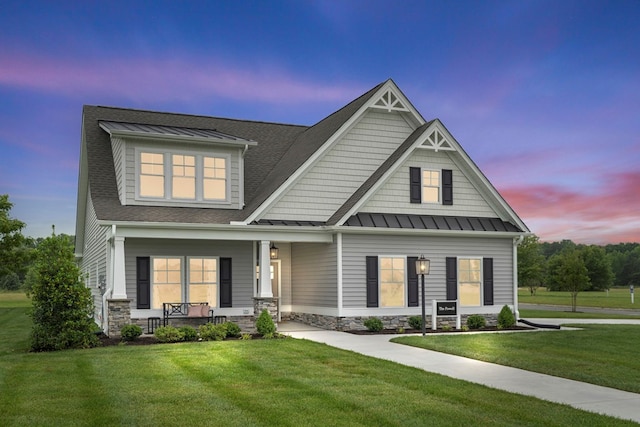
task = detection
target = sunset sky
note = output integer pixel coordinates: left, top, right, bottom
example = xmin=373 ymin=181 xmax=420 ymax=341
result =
xmin=1 ymin=0 xmax=638 ymax=244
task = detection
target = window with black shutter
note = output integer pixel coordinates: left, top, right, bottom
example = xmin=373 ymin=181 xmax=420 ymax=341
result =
xmin=220 ymin=257 xmax=232 ymax=308
xmin=483 ymin=258 xmax=494 ymax=305
xmin=366 ymin=256 xmax=379 ymax=307
xmin=407 ymin=256 xmax=418 ymax=307
xmin=136 ymin=257 xmax=151 ymax=309
xmin=442 ymin=169 xmax=453 ymax=205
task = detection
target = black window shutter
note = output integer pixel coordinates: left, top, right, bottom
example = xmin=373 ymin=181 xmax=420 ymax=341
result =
xmin=442 ymin=169 xmax=453 ymax=205
xmin=446 ymin=257 xmax=457 ymax=300
xmin=220 ymin=257 xmax=232 ymax=308
xmin=409 ymin=167 xmax=421 ymax=203
xmin=483 ymin=258 xmax=494 ymax=306
xmin=366 ymin=256 xmax=379 ymax=307
xmin=136 ymin=257 xmax=151 ymax=309
xmin=407 ymin=256 xmax=419 ymax=307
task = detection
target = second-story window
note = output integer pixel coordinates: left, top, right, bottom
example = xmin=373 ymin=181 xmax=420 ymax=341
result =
xmin=138 ymin=151 xmax=228 ymax=202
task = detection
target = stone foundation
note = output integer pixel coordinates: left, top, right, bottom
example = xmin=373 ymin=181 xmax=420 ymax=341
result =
xmin=107 ymin=299 xmax=132 ymax=338
xmin=254 ymin=298 xmax=278 ymax=330
xmin=287 ymin=312 xmax=499 ymax=331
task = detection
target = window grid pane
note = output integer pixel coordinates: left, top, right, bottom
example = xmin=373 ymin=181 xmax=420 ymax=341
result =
xmin=152 ymin=257 xmax=182 ymax=309
xmin=459 ymin=258 xmax=481 ymax=307
xmin=422 ymin=170 xmax=440 ymax=203
xmin=188 ymin=258 xmax=218 ymax=307
xmin=380 ymin=256 xmax=405 ymax=307
xmin=203 ymin=156 xmax=226 ymax=200
xmin=140 ymin=152 xmax=165 ymax=198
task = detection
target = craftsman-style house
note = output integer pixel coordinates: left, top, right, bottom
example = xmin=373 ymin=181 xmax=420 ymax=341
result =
xmin=74 ymin=79 xmax=529 ymax=336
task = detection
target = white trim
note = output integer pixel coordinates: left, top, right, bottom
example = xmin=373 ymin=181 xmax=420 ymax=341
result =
xmin=186 ymin=256 xmax=220 ymax=307
xmin=378 ymin=255 xmax=408 ymax=308
xmin=337 ymin=232 xmax=343 ymax=317
xmin=244 ymin=80 xmax=426 ymax=224
xmin=457 ymin=256 xmax=483 ymax=308
xmin=420 ymin=168 xmax=441 ymax=204
xmin=270 ymin=259 xmax=282 ymax=321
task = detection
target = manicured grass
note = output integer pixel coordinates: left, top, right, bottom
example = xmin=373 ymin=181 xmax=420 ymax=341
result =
xmin=393 ymin=324 xmax=640 ymax=394
xmin=519 ymin=287 xmax=638 ymax=309
xmin=0 ymin=291 xmax=31 ymax=308
xmin=0 ymin=296 xmax=633 ymax=426
xmin=519 ymin=309 xmax=640 ymax=319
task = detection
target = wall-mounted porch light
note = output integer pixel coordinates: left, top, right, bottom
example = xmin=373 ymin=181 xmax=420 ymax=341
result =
xmin=270 ymin=243 xmax=279 ymax=259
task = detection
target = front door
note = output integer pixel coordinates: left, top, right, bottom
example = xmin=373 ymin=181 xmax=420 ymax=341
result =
xmin=270 ymin=261 xmax=281 ymax=321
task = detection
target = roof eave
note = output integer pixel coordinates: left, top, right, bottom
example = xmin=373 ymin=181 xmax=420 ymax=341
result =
xmin=99 ymin=124 xmax=259 ymax=147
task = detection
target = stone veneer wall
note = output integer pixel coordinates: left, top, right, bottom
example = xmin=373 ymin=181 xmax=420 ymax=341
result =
xmin=287 ymin=312 xmax=499 ymax=331
xmin=107 ymin=299 xmax=131 ymax=338
xmin=254 ymin=297 xmax=278 ymax=330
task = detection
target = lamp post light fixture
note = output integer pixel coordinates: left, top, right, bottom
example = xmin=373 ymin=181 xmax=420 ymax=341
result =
xmin=415 ymin=254 xmax=430 ymax=336
xmin=269 ymin=243 xmax=279 ymax=259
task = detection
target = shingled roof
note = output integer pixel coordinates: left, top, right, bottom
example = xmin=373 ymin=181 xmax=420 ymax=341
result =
xmin=81 ymin=81 xmax=385 ymax=225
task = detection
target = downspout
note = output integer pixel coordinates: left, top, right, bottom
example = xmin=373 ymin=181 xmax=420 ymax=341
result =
xmin=240 ymin=144 xmax=248 ymax=208
xmin=337 ymin=232 xmax=343 ymax=318
xmin=101 ymin=225 xmax=117 ymax=332
xmin=512 ymin=235 xmax=524 ymax=319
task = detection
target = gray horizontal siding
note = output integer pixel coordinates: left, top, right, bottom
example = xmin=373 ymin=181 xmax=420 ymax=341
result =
xmin=124 ymin=239 xmax=253 ymax=308
xmin=79 ymin=194 xmax=109 ymax=316
xmin=264 ymin=110 xmax=415 ymax=221
xmin=341 ymin=234 xmax=513 ymax=308
xmin=124 ymin=139 xmax=241 ymax=209
xmin=360 ymin=149 xmax=496 ymax=217
xmin=291 ymin=242 xmax=337 ymax=307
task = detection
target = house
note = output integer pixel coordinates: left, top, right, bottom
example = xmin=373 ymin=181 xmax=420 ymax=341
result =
xmin=74 ymin=79 xmax=529 ymax=337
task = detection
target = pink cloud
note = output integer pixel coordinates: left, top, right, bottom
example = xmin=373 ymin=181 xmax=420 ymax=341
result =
xmin=501 ymin=171 xmax=640 ymax=243
xmin=0 ymin=52 xmax=362 ymax=105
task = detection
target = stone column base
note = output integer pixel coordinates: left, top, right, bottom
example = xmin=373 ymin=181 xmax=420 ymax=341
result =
xmin=254 ymin=298 xmax=278 ymax=330
xmin=107 ymin=299 xmax=132 ymax=338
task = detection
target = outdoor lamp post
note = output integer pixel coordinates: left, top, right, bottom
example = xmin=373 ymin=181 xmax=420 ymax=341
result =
xmin=269 ymin=243 xmax=279 ymax=259
xmin=415 ymin=255 xmax=430 ymax=336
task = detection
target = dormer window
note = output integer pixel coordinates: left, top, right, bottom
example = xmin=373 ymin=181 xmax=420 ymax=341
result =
xmin=137 ymin=150 xmax=228 ymax=203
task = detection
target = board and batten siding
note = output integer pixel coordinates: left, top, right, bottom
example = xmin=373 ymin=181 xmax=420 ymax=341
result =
xmin=80 ymin=194 xmax=109 ymax=314
xmin=124 ymin=239 xmax=253 ymax=309
xmin=263 ymin=110 xmax=415 ymax=221
xmin=122 ymin=139 xmax=241 ymax=209
xmin=290 ymin=242 xmax=338 ymax=307
xmin=341 ymin=234 xmax=513 ymax=308
xmin=360 ymin=149 xmax=496 ymax=217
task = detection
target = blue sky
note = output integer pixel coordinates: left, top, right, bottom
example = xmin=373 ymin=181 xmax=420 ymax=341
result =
xmin=1 ymin=0 xmax=638 ymax=244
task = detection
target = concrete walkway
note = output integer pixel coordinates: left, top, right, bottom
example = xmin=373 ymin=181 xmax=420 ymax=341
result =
xmin=280 ymin=320 xmax=640 ymax=424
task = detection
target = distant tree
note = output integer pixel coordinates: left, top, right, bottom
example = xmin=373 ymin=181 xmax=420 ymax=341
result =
xmin=540 ymin=239 xmax=577 ymax=258
xmin=619 ymin=246 xmax=640 ymax=288
xmin=518 ymin=235 xmax=545 ymax=295
xmin=30 ymin=229 xmax=98 ymax=351
xmin=551 ymin=250 xmax=591 ymax=312
xmin=0 ymin=194 xmax=34 ymax=287
xmin=580 ymin=245 xmax=614 ymax=291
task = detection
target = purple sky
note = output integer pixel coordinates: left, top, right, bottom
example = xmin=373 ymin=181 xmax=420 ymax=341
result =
xmin=1 ymin=0 xmax=638 ymax=244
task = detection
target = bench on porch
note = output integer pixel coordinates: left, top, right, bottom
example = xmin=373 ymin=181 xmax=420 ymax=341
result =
xmin=162 ymin=302 xmax=213 ymax=327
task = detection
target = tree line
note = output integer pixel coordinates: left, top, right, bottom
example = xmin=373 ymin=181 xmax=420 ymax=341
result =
xmin=518 ymin=235 xmax=640 ymax=310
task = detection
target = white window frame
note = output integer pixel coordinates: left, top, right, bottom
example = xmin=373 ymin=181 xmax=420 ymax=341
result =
xmin=186 ymin=256 xmax=219 ymax=308
xmin=378 ymin=255 xmax=407 ymax=308
xmin=421 ymin=168 xmax=441 ymax=204
xmin=135 ymin=148 xmax=230 ymax=204
xmin=458 ymin=256 xmax=483 ymax=307
xmin=151 ymin=256 xmax=184 ymax=310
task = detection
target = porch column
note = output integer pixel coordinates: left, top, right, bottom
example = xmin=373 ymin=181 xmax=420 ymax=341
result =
xmin=257 ymin=240 xmax=273 ymax=298
xmin=112 ymin=236 xmax=127 ymax=299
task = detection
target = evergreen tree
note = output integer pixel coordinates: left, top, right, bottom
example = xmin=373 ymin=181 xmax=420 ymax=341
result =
xmin=30 ymin=230 xmax=98 ymax=351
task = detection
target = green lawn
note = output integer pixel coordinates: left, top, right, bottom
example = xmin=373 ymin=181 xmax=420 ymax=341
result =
xmin=518 ymin=309 xmax=640 ymax=319
xmin=519 ymin=287 xmax=638 ymax=310
xmin=393 ymin=324 xmax=640 ymax=394
xmin=0 ymin=293 xmax=634 ymax=426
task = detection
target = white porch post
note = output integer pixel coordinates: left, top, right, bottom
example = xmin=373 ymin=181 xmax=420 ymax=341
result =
xmin=112 ymin=236 xmax=127 ymax=299
xmin=257 ymin=240 xmax=273 ymax=298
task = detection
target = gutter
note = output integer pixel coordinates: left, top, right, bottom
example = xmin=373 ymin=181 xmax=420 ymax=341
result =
xmin=513 ymin=235 xmax=524 ymax=319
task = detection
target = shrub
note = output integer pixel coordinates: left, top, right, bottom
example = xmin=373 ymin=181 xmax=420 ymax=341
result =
xmin=154 ymin=326 xmax=184 ymax=343
xmin=0 ymin=272 xmax=21 ymax=291
xmin=199 ymin=323 xmax=227 ymax=341
xmin=120 ymin=324 xmax=142 ymax=341
xmin=363 ymin=317 xmax=383 ymax=332
xmin=240 ymin=333 xmax=253 ymax=340
xmin=179 ymin=326 xmax=198 ymax=341
xmin=466 ymin=314 xmax=486 ymax=330
xmin=497 ymin=305 xmax=516 ymax=329
xmin=29 ymin=232 xmax=99 ymax=351
xmin=441 ymin=324 xmax=452 ymax=331
xmin=256 ymin=310 xmax=276 ymax=336
xmin=223 ymin=322 xmax=242 ymax=338
xmin=408 ymin=315 xmax=423 ymax=330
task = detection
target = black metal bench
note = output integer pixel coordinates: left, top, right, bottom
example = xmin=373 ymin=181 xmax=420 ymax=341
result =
xmin=162 ymin=302 xmax=213 ymax=326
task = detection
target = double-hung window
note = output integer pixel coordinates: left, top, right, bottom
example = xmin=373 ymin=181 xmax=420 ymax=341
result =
xmin=152 ymin=257 xmax=182 ymax=309
xmin=379 ymin=257 xmax=406 ymax=307
xmin=188 ymin=258 xmax=218 ymax=306
xmin=137 ymin=151 xmax=228 ymax=202
xmin=422 ymin=170 xmax=440 ymax=203
xmin=458 ymin=258 xmax=482 ymax=306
